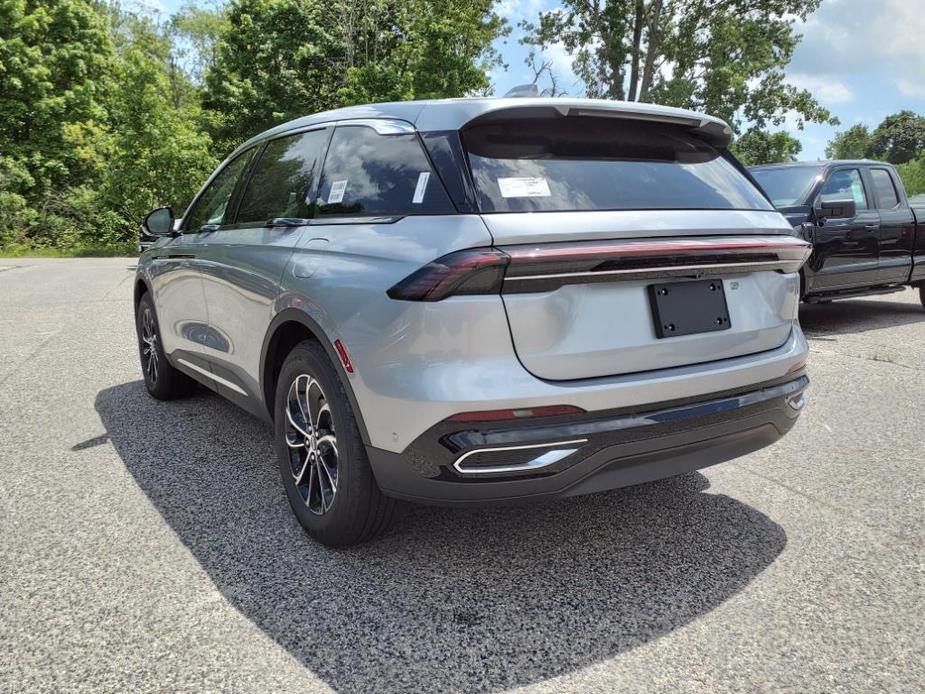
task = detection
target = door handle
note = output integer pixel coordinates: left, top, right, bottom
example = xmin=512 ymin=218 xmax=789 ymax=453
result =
xmin=863 ymin=224 xmax=879 ymax=230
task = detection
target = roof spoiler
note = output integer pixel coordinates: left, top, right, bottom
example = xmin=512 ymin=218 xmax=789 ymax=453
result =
xmin=463 ymin=104 xmax=733 ymax=147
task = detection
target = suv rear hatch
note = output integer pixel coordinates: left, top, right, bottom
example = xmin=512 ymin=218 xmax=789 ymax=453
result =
xmin=462 ymin=112 xmax=806 ymax=381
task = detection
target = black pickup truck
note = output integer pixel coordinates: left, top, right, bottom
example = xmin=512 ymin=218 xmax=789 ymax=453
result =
xmin=749 ymin=161 xmax=925 ymax=307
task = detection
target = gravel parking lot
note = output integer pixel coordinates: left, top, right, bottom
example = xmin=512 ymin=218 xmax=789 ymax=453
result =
xmin=1 ymin=257 xmax=922 ymax=693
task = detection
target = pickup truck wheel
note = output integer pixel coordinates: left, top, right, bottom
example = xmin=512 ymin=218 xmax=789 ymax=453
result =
xmin=919 ymin=284 xmax=925 ymax=309
xmin=135 ymin=293 xmax=197 ymax=400
xmin=274 ymin=340 xmax=396 ymax=547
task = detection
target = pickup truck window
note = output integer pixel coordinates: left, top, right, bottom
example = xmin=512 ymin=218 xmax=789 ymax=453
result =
xmin=464 ymin=117 xmax=773 ymax=213
xmin=820 ymin=169 xmax=868 ymax=210
xmin=870 ymin=168 xmax=900 ymax=208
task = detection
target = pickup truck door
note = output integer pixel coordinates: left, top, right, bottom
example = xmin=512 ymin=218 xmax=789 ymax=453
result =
xmin=869 ymin=167 xmax=916 ymax=284
xmin=810 ymin=167 xmax=880 ymax=289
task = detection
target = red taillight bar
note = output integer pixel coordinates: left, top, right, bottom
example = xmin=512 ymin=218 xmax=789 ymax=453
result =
xmin=387 ymin=236 xmax=811 ymax=301
xmin=386 ymin=248 xmax=509 ymax=301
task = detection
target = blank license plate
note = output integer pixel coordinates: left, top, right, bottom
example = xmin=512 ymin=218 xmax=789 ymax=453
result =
xmin=648 ymin=279 xmax=731 ymax=338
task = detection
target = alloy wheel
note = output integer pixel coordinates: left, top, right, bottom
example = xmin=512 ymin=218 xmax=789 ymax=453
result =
xmin=285 ymin=374 xmax=338 ymax=515
xmin=141 ymin=308 xmax=159 ymax=385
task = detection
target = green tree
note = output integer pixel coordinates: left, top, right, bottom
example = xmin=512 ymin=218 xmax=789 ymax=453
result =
xmin=896 ymin=157 xmax=925 ymax=197
xmin=731 ymin=128 xmax=802 ymax=166
xmin=0 ymin=0 xmax=116 ymax=205
xmin=203 ymin=0 xmax=505 ymax=151
xmin=99 ymin=45 xmax=216 ymax=232
xmin=825 ymin=124 xmax=871 ymax=160
xmin=522 ymin=0 xmax=835 ymax=133
xmin=867 ymin=110 xmax=925 ymax=164
xmin=170 ymin=0 xmax=229 ymax=85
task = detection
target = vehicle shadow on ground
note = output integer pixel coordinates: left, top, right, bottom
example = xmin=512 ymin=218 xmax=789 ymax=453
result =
xmin=799 ymin=293 xmax=924 ymax=336
xmin=96 ymin=381 xmax=786 ymax=693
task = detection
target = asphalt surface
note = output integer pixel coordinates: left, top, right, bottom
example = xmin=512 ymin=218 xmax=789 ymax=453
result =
xmin=0 ymin=258 xmax=922 ymax=693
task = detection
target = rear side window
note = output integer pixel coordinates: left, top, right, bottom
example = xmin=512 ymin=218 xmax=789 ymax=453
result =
xmin=463 ymin=117 xmax=773 ymax=213
xmin=316 ymin=125 xmax=454 ymax=216
xmin=820 ymin=169 xmax=868 ymax=210
xmin=870 ymin=168 xmax=899 ymax=209
xmin=236 ymin=128 xmax=329 ymax=223
xmin=184 ymin=148 xmax=256 ymax=231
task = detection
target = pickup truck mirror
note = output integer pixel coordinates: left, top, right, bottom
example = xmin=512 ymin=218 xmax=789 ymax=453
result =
xmin=815 ymin=197 xmax=856 ymax=221
xmin=142 ymin=206 xmax=176 ymax=237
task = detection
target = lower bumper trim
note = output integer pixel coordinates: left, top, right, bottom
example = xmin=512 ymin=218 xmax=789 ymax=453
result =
xmin=367 ymin=374 xmax=808 ymax=506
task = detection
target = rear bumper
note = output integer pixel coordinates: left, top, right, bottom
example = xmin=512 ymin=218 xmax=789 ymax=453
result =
xmin=367 ymin=374 xmax=807 ymax=505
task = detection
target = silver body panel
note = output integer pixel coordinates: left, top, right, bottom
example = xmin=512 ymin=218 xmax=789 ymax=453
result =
xmin=137 ymin=99 xmax=807 ymax=459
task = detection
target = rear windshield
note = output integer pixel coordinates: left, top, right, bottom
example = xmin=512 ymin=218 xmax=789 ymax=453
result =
xmin=463 ymin=117 xmax=772 ymax=213
xmin=750 ymin=166 xmax=823 ymax=208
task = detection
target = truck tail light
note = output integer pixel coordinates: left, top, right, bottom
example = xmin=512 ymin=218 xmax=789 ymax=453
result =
xmin=387 ymin=237 xmax=812 ymax=301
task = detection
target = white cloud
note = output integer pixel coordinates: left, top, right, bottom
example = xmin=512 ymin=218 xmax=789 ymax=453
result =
xmin=897 ymin=79 xmax=925 ymax=100
xmin=788 ymin=73 xmax=853 ymax=104
xmin=789 ymin=0 xmax=925 ymax=80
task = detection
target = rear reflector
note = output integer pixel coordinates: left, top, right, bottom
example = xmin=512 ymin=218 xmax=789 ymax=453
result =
xmin=387 ymin=236 xmax=811 ymax=301
xmin=447 ymin=405 xmax=585 ymax=422
xmin=334 ymin=339 xmax=354 ymax=373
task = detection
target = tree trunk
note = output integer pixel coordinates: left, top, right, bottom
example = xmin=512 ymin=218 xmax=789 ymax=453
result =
xmin=639 ymin=0 xmax=663 ymax=102
xmin=628 ymin=0 xmax=644 ymax=101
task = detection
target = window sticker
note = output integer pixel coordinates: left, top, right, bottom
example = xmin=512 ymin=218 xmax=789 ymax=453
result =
xmin=327 ymin=179 xmax=348 ymax=204
xmin=412 ymin=171 xmax=430 ymax=204
xmin=498 ymin=176 xmax=551 ymax=198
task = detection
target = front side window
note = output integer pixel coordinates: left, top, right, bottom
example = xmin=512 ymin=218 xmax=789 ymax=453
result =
xmin=869 ymin=168 xmax=899 ymax=209
xmin=750 ymin=166 xmax=822 ymax=208
xmin=236 ymin=128 xmax=329 ymax=224
xmin=316 ymin=125 xmax=454 ymax=217
xmin=819 ymin=169 xmax=868 ymax=210
xmin=184 ymin=148 xmax=256 ymax=231
xmin=463 ymin=117 xmax=773 ymax=213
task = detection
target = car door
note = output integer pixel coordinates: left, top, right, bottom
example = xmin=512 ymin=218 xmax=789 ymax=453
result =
xmin=148 ymin=148 xmax=255 ymax=369
xmin=810 ymin=167 xmax=880 ymax=289
xmin=869 ymin=167 xmax=916 ymax=284
xmin=197 ymin=127 xmax=331 ymax=406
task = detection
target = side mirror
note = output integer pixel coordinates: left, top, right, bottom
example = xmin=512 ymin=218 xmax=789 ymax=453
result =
xmin=815 ymin=197 xmax=856 ymax=221
xmin=142 ymin=207 xmax=176 ymax=237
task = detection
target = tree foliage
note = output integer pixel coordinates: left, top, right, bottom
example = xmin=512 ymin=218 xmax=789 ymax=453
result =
xmin=731 ymin=128 xmax=802 ymax=166
xmin=203 ymin=0 xmax=505 ymax=150
xmin=867 ymin=111 xmax=925 ymax=165
xmin=0 ymin=0 xmax=504 ymax=251
xmin=523 ymin=0 xmax=835 ymax=133
xmin=825 ymin=112 xmax=925 ymax=196
xmin=824 ymin=124 xmax=871 ymax=160
xmin=0 ymin=0 xmax=116 ymax=203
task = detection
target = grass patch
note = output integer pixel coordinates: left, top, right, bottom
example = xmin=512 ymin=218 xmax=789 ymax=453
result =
xmin=0 ymin=243 xmax=138 ymax=258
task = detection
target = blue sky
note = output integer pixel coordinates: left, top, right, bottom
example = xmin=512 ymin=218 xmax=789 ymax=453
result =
xmin=147 ymin=0 xmax=925 ymax=160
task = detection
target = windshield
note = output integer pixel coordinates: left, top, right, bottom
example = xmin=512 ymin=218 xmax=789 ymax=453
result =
xmin=462 ymin=117 xmax=773 ymax=213
xmin=750 ymin=167 xmax=823 ymax=208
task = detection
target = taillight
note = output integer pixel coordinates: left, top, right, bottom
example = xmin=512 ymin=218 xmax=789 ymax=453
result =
xmin=387 ymin=237 xmax=811 ymax=301
xmin=386 ymin=248 xmax=509 ymax=301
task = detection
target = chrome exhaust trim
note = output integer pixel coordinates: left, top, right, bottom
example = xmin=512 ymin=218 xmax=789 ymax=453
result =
xmin=453 ymin=438 xmax=588 ymax=475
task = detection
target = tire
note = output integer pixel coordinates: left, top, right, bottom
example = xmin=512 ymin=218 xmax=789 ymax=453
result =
xmin=135 ymin=292 xmax=197 ymax=400
xmin=274 ymin=339 xmax=396 ymax=547
xmin=919 ymin=284 xmax=925 ymax=310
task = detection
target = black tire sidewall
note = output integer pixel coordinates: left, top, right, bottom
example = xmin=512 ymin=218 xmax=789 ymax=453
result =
xmin=274 ymin=340 xmax=377 ymax=546
xmin=135 ymin=293 xmax=193 ymax=399
xmin=136 ymin=294 xmax=166 ymax=396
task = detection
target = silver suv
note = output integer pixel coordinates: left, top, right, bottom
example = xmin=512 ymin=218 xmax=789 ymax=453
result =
xmin=135 ymin=98 xmax=811 ymax=546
